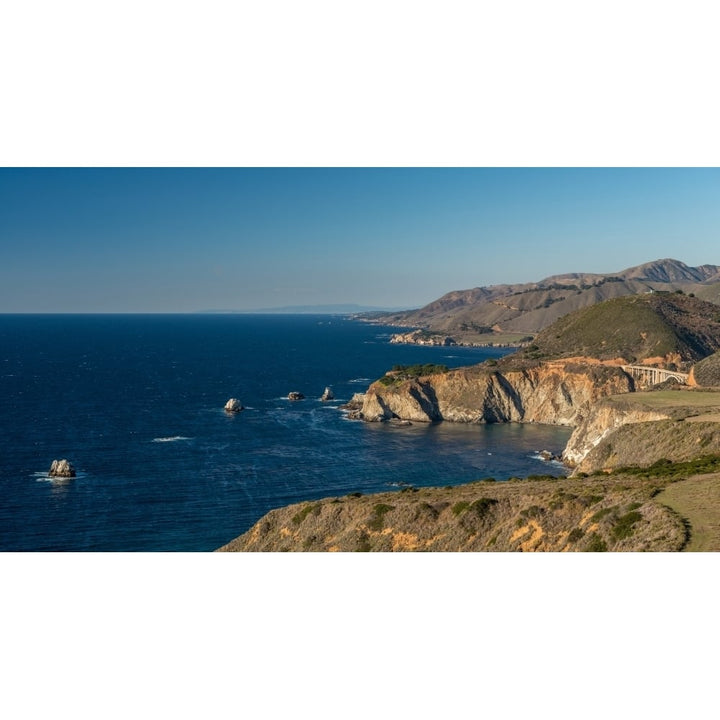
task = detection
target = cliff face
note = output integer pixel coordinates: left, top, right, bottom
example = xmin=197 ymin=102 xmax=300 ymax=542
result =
xmin=359 ymin=361 xmax=635 ymax=426
xmin=563 ymin=402 xmax=671 ymax=470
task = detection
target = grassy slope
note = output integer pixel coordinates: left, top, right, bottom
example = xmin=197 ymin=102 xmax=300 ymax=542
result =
xmin=603 ymin=388 xmax=720 ymax=412
xmin=218 ymin=473 xmax=688 ymax=552
xmin=656 ymin=474 xmax=720 ymax=551
xmin=692 ymin=351 xmax=720 ymax=387
xmin=513 ymin=294 xmax=720 ymax=365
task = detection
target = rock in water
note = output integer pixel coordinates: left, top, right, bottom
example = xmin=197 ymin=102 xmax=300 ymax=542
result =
xmin=288 ymin=391 xmax=305 ymax=401
xmin=49 ymin=459 xmax=76 ymax=478
xmin=224 ymin=398 xmax=244 ymax=413
xmin=320 ymin=387 xmax=334 ymax=401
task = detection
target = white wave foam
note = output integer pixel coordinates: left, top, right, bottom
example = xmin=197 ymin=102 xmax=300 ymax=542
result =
xmin=33 ymin=470 xmax=87 ymax=481
xmin=152 ymin=436 xmax=192 ymax=443
xmin=348 ymin=378 xmax=371 ymax=384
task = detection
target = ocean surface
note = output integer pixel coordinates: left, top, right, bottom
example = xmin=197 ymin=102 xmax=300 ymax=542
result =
xmin=0 ymin=314 xmax=571 ymax=551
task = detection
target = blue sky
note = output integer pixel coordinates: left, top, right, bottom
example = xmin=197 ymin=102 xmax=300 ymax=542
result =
xmin=2 ymin=167 xmax=720 ymax=313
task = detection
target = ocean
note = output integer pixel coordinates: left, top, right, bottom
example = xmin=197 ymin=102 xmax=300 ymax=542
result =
xmin=0 ymin=314 xmax=570 ymax=551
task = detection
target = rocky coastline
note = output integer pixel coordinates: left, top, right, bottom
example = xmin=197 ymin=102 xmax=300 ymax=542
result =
xmin=388 ymin=328 xmax=528 ymax=348
xmin=219 ymin=359 xmax=720 ymax=551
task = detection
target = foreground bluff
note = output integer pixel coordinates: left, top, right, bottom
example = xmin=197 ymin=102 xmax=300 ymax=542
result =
xmin=356 ymin=361 xmax=634 ymax=426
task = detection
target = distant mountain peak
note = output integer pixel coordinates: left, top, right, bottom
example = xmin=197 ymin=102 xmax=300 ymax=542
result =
xmin=378 ymin=258 xmax=720 ymax=339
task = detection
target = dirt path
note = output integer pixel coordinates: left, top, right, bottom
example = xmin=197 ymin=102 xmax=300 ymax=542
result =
xmin=655 ymin=473 xmax=720 ymax=551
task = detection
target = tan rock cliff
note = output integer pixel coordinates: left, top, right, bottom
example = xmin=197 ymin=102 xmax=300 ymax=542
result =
xmin=359 ymin=361 xmax=635 ymax=427
xmin=563 ymin=402 xmax=671 ymax=471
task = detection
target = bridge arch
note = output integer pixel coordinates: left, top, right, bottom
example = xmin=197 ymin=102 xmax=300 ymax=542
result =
xmin=620 ymin=365 xmax=689 ymax=386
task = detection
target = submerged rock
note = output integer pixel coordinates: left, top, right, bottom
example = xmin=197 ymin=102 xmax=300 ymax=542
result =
xmin=320 ymin=387 xmax=335 ymax=401
xmin=49 ymin=459 xmax=76 ymax=478
xmin=388 ymin=418 xmax=412 ymax=427
xmin=288 ymin=391 xmax=305 ymax=401
xmin=538 ymin=450 xmax=560 ymax=462
xmin=224 ymin=398 xmax=244 ymax=413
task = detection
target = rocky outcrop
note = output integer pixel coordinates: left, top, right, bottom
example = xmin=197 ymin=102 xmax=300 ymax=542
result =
xmin=563 ymin=401 xmax=671 ymax=471
xmin=390 ymin=330 xmax=457 ymax=346
xmin=320 ymin=387 xmax=334 ymax=401
xmin=288 ymin=391 xmax=305 ymax=401
xmin=356 ymin=361 xmax=635 ymax=426
xmin=340 ymin=393 xmax=366 ymax=418
xmin=49 ymin=459 xmax=75 ymax=478
xmin=224 ymin=398 xmax=244 ymax=413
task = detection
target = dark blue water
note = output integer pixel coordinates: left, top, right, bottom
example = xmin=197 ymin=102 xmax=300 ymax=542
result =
xmin=0 ymin=315 xmax=570 ymax=551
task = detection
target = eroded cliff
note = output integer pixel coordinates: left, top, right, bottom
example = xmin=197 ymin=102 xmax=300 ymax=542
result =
xmin=357 ymin=361 xmax=635 ymax=427
xmin=563 ymin=401 xmax=672 ymax=470
xmin=564 ymin=389 xmax=720 ymax=473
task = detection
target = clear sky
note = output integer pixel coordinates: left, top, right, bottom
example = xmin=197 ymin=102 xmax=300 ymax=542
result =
xmin=2 ymin=167 xmax=720 ymax=313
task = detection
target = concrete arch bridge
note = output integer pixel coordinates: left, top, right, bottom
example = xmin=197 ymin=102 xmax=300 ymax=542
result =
xmin=621 ymin=365 xmax=689 ymax=386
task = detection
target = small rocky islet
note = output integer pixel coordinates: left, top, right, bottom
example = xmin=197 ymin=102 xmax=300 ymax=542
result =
xmin=48 ymin=459 xmax=76 ymax=478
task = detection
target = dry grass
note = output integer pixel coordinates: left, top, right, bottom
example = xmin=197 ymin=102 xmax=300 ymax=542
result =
xmin=655 ymin=473 xmax=720 ymax=551
xmin=605 ymin=389 xmax=720 ymax=412
xmin=218 ymin=473 xmax=687 ymax=552
xmin=692 ymin=352 xmax=720 ymax=388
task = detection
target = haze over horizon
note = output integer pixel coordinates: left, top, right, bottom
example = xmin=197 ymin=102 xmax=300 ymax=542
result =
xmin=2 ymin=167 xmax=720 ymax=313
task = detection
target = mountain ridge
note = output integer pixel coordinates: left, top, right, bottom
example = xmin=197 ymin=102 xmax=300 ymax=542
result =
xmin=376 ymin=258 xmax=720 ymax=341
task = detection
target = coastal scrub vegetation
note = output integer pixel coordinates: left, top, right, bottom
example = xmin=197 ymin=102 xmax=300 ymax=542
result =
xmin=221 ymin=464 xmax=700 ymax=552
xmin=377 ymin=363 xmax=449 ymax=386
xmin=609 ymin=454 xmax=720 ymax=479
xmin=513 ymin=294 xmax=720 ymax=365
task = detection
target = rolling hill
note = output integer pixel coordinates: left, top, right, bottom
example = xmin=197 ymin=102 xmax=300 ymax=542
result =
xmin=504 ymin=292 xmax=720 ymax=369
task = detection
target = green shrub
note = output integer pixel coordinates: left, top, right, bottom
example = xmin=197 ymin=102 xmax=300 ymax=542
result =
xmin=356 ymin=531 xmax=372 ymax=552
xmin=452 ymin=501 xmax=471 ymax=516
xmin=367 ymin=503 xmax=395 ymax=531
xmin=591 ymin=507 xmax=614 ymax=522
xmin=567 ymin=527 xmax=585 ymax=543
xmin=292 ymin=504 xmax=320 ymax=525
xmin=471 ymin=497 xmax=498 ymax=517
xmin=377 ymin=364 xmax=449 ymax=386
xmin=612 ymin=511 xmax=643 ymax=540
xmin=578 ymin=494 xmax=605 ymax=507
xmin=614 ymin=454 xmax=720 ymax=479
xmin=584 ymin=533 xmax=608 ymax=552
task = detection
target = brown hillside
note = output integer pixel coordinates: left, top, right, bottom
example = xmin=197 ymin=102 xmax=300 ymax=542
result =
xmin=378 ymin=259 xmax=720 ymax=338
xmin=506 ymin=293 xmax=720 ymax=368
xmin=218 ymin=474 xmax=687 ymax=552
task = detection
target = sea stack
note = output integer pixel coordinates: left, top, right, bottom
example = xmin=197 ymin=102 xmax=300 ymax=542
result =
xmin=224 ymin=398 xmax=244 ymax=413
xmin=48 ymin=459 xmax=76 ymax=478
xmin=320 ymin=387 xmax=334 ymax=401
xmin=288 ymin=391 xmax=305 ymax=401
